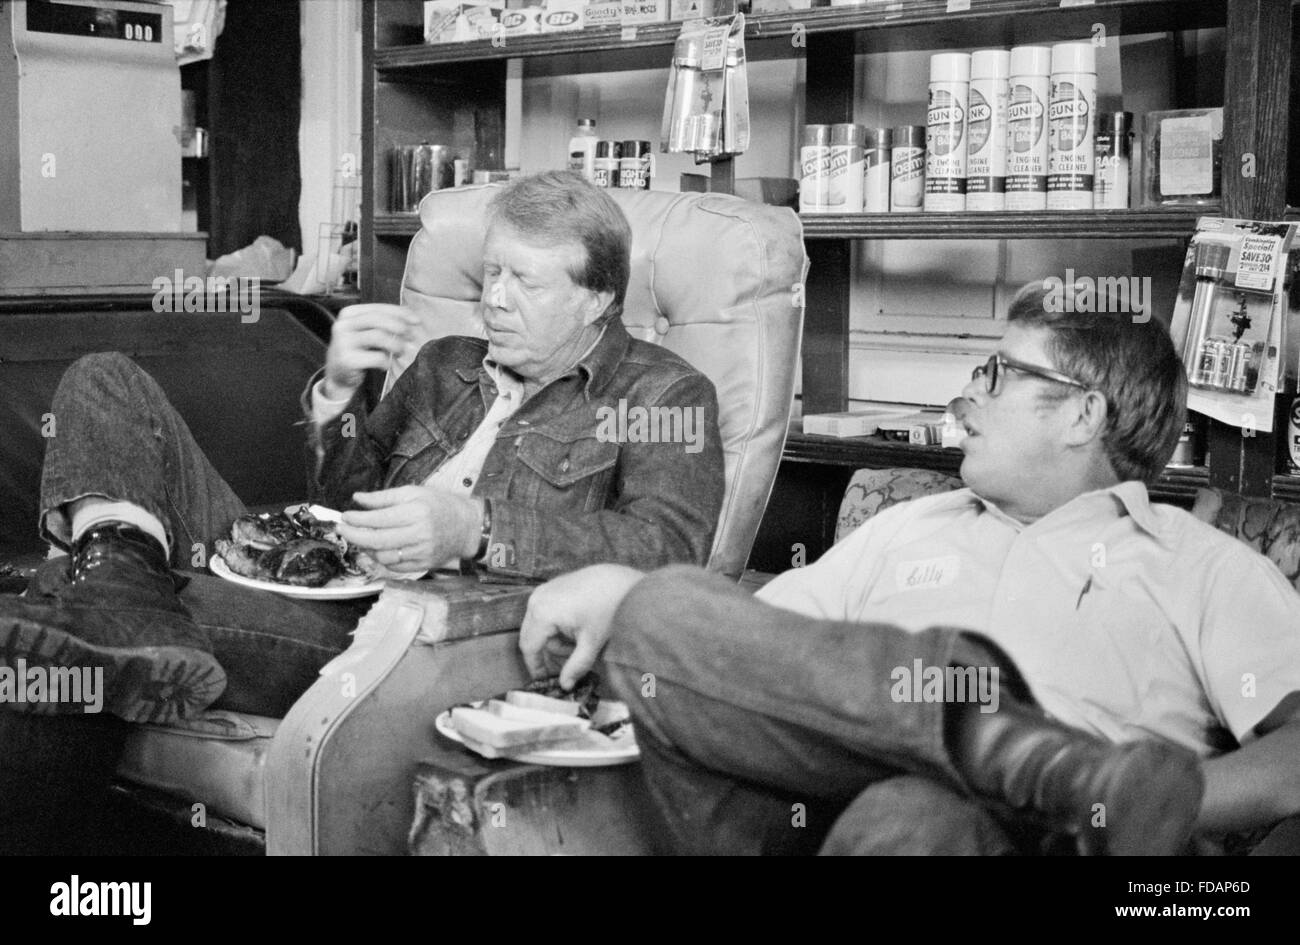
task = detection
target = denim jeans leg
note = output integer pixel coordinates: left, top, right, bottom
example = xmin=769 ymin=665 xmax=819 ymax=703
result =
xmin=818 ymin=775 xmax=1017 ymax=855
xmin=178 ymin=574 xmax=367 ymax=717
xmin=601 ymin=567 xmax=975 ymax=854
xmin=39 ymin=352 xmax=246 ymax=566
xmin=634 ymin=732 xmax=845 ymax=855
xmin=35 ymin=351 xmax=362 ymax=717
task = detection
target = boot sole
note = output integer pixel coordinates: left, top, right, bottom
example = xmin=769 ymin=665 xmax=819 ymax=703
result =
xmin=1080 ymin=741 xmax=1205 ymax=856
xmin=0 ymin=617 xmax=226 ymax=726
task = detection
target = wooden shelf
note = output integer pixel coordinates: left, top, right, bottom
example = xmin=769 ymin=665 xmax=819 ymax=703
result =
xmin=374 ymin=0 xmax=1217 ymax=71
xmin=373 ymin=213 xmax=422 ymax=237
xmin=800 ymin=210 xmax=1203 ymax=240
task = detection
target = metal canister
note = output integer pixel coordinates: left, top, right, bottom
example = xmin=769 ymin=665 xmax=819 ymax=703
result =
xmin=618 ymin=140 xmax=653 ymax=190
xmin=890 ymin=125 xmax=926 ymax=212
xmin=593 ymin=141 xmax=621 ymax=188
xmin=1195 ymin=336 xmax=1229 ymax=388
xmin=827 ymin=123 xmax=865 ymax=212
xmin=1225 ymin=342 xmax=1252 ymax=392
xmin=799 ymin=124 xmax=832 ymax=213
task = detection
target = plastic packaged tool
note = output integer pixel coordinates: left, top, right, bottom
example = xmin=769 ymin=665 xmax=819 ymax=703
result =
xmin=661 ymin=14 xmax=750 ymax=161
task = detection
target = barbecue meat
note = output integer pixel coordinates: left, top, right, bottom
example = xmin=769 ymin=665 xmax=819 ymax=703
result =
xmin=261 ymin=538 xmax=345 ymax=587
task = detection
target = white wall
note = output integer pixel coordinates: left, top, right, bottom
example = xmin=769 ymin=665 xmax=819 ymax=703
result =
xmin=299 ymin=0 xmax=362 ymax=262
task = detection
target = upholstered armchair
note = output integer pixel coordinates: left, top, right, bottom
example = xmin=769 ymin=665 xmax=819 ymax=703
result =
xmin=112 ymin=185 xmax=808 ymax=853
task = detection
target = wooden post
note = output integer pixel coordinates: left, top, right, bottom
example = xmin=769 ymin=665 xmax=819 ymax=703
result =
xmin=800 ymin=31 xmax=857 ymax=415
xmin=1208 ymin=0 xmax=1291 ymax=497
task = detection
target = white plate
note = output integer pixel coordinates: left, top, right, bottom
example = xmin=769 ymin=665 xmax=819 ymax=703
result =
xmin=434 ymin=699 xmax=639 ymax=767
xmin=210 ymin=553 xmax=386 ymax=600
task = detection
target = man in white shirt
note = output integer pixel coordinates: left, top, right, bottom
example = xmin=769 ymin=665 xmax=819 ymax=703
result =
xmin=519 ymin=281 xmax=1300 ymax=855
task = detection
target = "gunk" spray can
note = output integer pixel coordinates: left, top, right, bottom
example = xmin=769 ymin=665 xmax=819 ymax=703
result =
xmin=925 ymin=52 xmax=970 ymax=212
xmin=1005 ymin=45 xmax=1051 ymax=210
xmin=966 ymin=49 xmax=1009 ymax=211
xmin=1046 ymin=42 xmax=1096 ymax=210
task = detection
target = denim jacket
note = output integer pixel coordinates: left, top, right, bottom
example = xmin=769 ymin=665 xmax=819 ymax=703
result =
xmin=306 ymin=321 xmax=725 ymax=579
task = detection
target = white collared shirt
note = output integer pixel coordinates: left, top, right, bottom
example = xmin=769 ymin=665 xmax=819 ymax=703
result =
xmin=757 ymin=482 xmax=1300 ymax=755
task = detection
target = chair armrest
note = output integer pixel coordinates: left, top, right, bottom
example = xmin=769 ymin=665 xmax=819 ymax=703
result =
xmin=264 ymin=576 xmax=533 ymax=855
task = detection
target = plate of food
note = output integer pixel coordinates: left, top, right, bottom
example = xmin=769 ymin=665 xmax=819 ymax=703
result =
xmin=434 ymin=676 xmax=638 ymax=767
xmin=210 ymin=504 xmax=386 ymax=599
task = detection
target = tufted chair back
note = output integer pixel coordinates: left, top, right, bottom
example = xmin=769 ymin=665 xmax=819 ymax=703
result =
xmin=395 ymin=184 xmax=808 ymax=577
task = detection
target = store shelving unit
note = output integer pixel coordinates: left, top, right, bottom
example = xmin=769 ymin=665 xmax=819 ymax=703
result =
xmin=362 ymin=0 xmax=1296 ymax=562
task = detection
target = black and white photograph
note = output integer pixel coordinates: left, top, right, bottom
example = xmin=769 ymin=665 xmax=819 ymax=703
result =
xmin=0 ymin=0 xmax=1296 ymax=909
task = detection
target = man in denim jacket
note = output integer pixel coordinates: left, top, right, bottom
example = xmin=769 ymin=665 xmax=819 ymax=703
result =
xmin=1 ymin=171 xmax=723 ymax=727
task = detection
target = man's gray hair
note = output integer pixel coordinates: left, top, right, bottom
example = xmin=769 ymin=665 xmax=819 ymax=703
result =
xmin=1007 ymin=280 xmax=1188 ymax=484
xmin=486 ymin=170 xmax=632 ymax=323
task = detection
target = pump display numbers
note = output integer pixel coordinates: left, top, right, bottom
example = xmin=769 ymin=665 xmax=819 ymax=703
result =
xmin=26 ymin=1 xmax=163 ymax=43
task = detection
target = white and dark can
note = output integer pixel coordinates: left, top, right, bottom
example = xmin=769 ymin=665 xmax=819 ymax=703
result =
xmin=618 ymin=140 xmax=653 ymax=190
xmin=1046 ymin=42 xmax=1096 ymax=210
xmin=1005 ymin=45 xmax=1051 ymax=210
xmin=925 ymin=52 xmax=971 ymax=211
xmin=828 ymin=123 xmax=866 ymax=212
xmin=799 ymin=124 xmax=832 ymax=213
xmin=593 ymin=140 xmax=621 ymax=188
xmin=966 ymin=49 xmax=1009 ymax=211
xmin=891 ymin=125 xmax=926 ymax=212
xmin=863 ymin=127 xmax=892 ymax=212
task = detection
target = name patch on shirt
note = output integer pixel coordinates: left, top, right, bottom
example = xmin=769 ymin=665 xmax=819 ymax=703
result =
xmin=894 ymin=556 xmax=960 ymax=593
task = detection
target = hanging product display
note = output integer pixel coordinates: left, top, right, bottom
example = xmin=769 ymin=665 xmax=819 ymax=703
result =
xmin=660 ymin=14 xmax=750 ymax=161
xmin=1169 ymin=218 xmax=1298 ymax=432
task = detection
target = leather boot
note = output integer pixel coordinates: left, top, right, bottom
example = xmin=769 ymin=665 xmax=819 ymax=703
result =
xmin=949 ymin=698 xmax=1204 ymax=855
xmin=0 ymin=523 xmax=225 ymax=725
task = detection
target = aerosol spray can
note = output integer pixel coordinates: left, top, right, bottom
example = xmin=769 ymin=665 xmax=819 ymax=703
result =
xmin=966 ymin=49 xmax=1009 ymax=211
xmin=799 ymin=124 xmax=832 ymax=213
xmin=863 ymin=127 xmax=892 ymax=212
xmin=891 ymin=125 xmax=926 ymax=212
xmin=1046 ymin=42 xmax=1096 ymax=210
xmin=828 ymin=123 xmax=865 ymax=212
xmin=925 ymin=52 xmax=971 ymax=211
xmin=1094 ymin=111 xmax=1133 ymax=209
xmin=618 ymin=140 xmax=653 ymax=190
xmin=1005 ymin=45 xmax=1051 ymax=210
xmin=592 ymin=140 xmax=621 ymax=188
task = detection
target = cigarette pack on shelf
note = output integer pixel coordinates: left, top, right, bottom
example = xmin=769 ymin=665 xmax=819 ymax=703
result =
xmin=876 ymin=411 xmax=948 ymax=445
xmin=540 ymin=0 xmax=586 ymax=31
xmin=424 ymin=1 xmax=503 ymax=42
xmin=660 ymin=15 xmax=749 ymax=160
xmin=502 ymin=5 xmax=543 ymax=33
xmin=802 ymin=410 xmax=898 ymax=438
xmin=623 ymin=0 xmax=670 ymax=24
xmin=583 ymin=0 xmax=622 ymax=27
xmin=1169 ymin=217 xmax=1299 ymax=433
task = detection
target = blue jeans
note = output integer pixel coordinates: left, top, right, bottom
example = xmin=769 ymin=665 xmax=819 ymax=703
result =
xmin=37 ymin=352 xmax=364 ymax=717
xmin=602 ymin=565 xmax=1033 ymax=855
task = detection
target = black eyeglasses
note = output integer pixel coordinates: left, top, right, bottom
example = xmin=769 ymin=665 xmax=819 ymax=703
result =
xmin=972 ymin=353 xmax=1090 ymax=397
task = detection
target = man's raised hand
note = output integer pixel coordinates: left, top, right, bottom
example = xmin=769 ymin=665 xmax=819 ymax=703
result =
xmin=323 ymin=303 xmax=421 ymax=401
